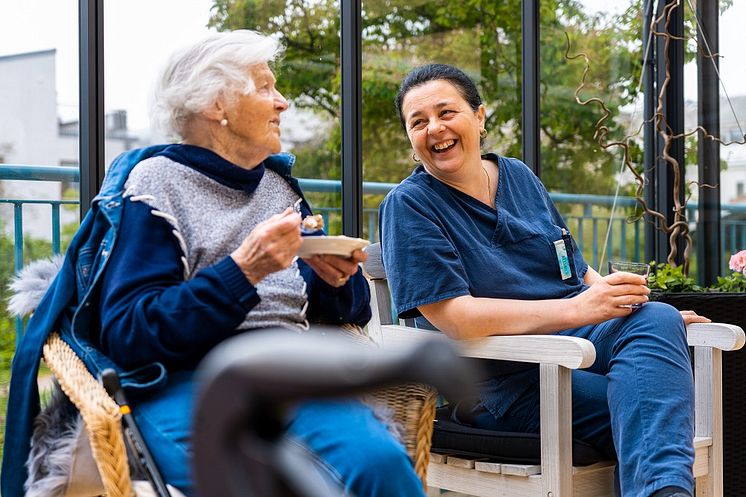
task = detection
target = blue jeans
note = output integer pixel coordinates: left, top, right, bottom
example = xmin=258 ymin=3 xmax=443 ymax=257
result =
xmin=131 ymin=371 xmax=424 ymax=497
xmin=462 ymin=302 xmax=694 ymax=497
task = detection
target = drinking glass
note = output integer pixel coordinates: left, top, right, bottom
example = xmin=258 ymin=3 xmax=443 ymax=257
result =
xmin=607 ymin=261 xmax=650 ymax=309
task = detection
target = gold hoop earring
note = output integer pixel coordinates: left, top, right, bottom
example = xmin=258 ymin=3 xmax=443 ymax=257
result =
xmin=412 ymin=153 xmax=421 ymax=163
xmin=479 ymin=128 xmax=487 ymax=139
xmin=220 ymin=118 xmax=228 ymax=127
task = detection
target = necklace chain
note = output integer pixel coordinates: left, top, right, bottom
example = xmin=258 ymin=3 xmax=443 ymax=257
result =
xmin=482 ymin=165 xmax=491 ymax=202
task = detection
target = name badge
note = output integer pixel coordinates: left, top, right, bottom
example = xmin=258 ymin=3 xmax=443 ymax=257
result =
xmin=553 ymin=239 xmax=572 ymax=280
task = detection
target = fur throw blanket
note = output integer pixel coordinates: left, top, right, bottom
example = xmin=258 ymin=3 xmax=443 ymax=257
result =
xmin=25 ymin=384 xmax=86 ymax=496
xmin=7 ymin=255 xmax=64 ymax=318
xmin=5 ymin=257 xmax=133 ymax=495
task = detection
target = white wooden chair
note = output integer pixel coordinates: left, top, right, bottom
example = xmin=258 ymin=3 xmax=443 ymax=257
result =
xmin=363 ymin=242 xmax=745 ymax=497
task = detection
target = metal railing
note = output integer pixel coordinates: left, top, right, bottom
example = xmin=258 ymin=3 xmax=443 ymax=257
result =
xmin=4 ymin=163 xmax=746 ymax=259
xmin=3 ymin=163 xmax=746 ymax=336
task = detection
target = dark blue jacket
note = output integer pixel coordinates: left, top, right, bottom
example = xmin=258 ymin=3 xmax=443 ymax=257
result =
xmin=1 ymin=145 xmax=370 ymax=496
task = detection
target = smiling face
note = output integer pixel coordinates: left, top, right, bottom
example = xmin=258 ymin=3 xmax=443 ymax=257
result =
xmin=221 ymin=62 xmax=289 ymax=164
xmin=400 ymin=79 xmax=486 ymax=181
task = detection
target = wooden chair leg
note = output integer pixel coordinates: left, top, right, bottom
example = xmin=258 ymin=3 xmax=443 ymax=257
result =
xmin=694 ymin=346 xmax=723 ymax=497
xmin=540 ymin=364 xmax=574 ymax=497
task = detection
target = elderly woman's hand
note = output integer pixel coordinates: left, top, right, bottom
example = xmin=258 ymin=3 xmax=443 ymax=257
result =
xmin=303 ymin=248 xmax=368 ymax=288
xmin=231 ymin=208 xmax=302 ymax=285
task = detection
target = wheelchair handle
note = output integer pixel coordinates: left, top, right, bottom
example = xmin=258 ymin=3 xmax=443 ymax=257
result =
xmin=101 ymin=369 xmax=172 ymax=497
xmin=192 ymin=327 xmax=478 ymax=497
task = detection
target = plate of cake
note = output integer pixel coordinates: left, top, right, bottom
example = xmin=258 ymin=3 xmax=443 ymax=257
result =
xmin=297 ymin=235 xmax=370 ymax=258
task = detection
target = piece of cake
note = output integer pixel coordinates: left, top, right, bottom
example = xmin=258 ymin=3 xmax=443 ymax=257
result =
xmin=301 ymin=214 xmax=324 ymax=232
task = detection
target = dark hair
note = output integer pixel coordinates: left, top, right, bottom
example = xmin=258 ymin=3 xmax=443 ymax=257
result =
xmin=395 ymin=64 xmax=483 ymax=129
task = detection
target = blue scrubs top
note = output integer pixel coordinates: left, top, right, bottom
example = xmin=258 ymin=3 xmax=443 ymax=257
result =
xmin=380 ymin=154 xmax=588 ymax=317
xmin=379 ymin=154 xmax=589 ymax=417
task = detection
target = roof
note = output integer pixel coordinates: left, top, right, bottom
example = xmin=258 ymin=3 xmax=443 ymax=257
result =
xmin=0 ymin=49 xmax=56 ymax=63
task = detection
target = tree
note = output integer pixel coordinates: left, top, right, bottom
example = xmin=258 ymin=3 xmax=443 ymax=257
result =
xmin=208 ymin=0 xmax=644 ymax=195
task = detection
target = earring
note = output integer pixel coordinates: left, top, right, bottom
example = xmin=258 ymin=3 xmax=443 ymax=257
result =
xmin=412 ymin=153 xmax=421 ymax=163
xmin=220 ymin=118 xmax=228 ymax=127
xmin=479 ymin=127 xmax=487 ymax=139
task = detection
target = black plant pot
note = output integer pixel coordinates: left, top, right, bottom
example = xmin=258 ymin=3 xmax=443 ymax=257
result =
xmin=650 ymin=292 xmax=746 ymax=497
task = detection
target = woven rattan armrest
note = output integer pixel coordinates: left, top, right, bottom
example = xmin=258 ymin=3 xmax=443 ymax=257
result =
xmin=371 ymin=383 xmax=437 ymax=487
xmin=42 ymin=332 xmax=135 ymax=497
xmin=342 ymin=323 xmax=436 ymax=487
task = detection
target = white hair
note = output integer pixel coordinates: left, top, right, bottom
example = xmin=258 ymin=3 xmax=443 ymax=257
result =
xmin=150 ymin=30 xmax=283 ymax=140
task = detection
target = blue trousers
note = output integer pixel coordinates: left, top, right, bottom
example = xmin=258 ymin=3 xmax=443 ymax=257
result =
xmin=130 ymin=371 xmax=424 ymax=497
xmin=464 ymin=302 xmax=694 ymax=497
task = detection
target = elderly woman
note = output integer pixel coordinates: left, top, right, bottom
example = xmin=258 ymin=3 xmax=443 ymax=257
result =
xmin=380 ymin=64 xmax=709 ymax=497
xmin=2 ymin=31 xmax=424 ymax=497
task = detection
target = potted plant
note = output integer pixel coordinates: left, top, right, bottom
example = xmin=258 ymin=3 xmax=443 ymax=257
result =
xmin=648 ymin=250 xmax=746 ymax=328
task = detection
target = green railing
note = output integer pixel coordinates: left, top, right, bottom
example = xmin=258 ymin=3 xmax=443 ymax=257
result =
xmin=4 ymin=163 xmax=746 ymax=260
xmin=3 ymin=163 xmax=746 ymax=337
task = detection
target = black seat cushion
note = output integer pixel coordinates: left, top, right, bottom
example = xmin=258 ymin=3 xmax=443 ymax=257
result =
xmin=431 ymin=406 xmax=607 ymax=466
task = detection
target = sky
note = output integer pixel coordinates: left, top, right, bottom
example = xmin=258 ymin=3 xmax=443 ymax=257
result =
xmin=0 ymin=0 xmax=216 ymax=130
xmin=0 ymin=0 xmax=743 ymax=132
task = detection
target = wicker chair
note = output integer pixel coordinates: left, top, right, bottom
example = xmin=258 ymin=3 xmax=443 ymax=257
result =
xmin=363 ymin=242 xmax=746 ymax=497
xmin=41 ymin=329 xmax=438 ymax=496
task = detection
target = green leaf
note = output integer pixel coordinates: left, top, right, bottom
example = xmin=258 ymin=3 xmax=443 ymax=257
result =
xmin=648 ymin=262 xmax=703 ymax=293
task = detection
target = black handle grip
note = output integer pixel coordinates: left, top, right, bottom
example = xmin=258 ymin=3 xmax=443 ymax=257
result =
xmin=101 ymin=369 xmax=126 ymax=404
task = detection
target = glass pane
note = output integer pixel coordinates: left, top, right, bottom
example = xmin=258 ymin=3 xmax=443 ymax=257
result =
xmin=104 ymin=0 xmax=215 ymax=157
xmin=361 ymin=0 xmax=523 ymax=241
xmin=212 ymin=0 xmax=342 ymax=233
xmin=685 ymin=2 xmax=746 ymax=277
xmin=540 ymin=1 xmax=643 ymax=272
xmin=106 ymin=0 xmax=343 ymax=235
xmin=220 ymin=1 xmax=344 ymax=234
xmin=0 ymin=0 xmax=80 ymax=459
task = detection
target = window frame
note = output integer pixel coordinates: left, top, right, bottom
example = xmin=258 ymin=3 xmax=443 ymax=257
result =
xmin=78 ymin=0 xmax=722 ymax=282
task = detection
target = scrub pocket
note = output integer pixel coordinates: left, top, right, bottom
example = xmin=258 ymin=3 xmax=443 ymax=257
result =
xmin=546 ymin=224 xmax=583 ymax=285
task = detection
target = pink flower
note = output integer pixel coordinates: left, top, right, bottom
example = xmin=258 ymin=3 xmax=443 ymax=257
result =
xmin=729 ymin=250 xmax=746 ymax=275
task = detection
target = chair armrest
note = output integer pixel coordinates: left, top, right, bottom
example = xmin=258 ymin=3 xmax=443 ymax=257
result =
xmin=42 ymin=333 xmax=134 ymax=497
xmin=380 ymin=325 xmax=596 ymax=369
xmin=687 ymin=322 xmax=745 ymax=351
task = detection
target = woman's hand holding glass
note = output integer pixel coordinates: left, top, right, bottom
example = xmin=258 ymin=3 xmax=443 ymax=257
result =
xmin=231 ymin=207 xmax=302 ymax=285
xmin=605 ymin=261 xmax=710 ymax=326
xmin=303 ymin=249 xmax=368 ymax=288
xmin=573 ymin=270 xmax=651 ymax=323
xmin=608 ymin=261 xmax=650 ymax=309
